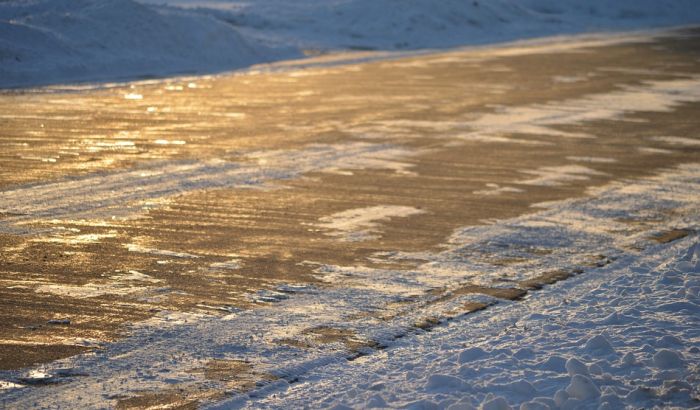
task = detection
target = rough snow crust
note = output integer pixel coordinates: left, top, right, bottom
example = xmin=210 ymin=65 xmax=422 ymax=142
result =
xmin=3 ymin=0 xmax=700 ymax=88
xmin=238 ymin=236 xmax=700 ymax=410
xmin=1 ymin=160 xmax=698 ymax=409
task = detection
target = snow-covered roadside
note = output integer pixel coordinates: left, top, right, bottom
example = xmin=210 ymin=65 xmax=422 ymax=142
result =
xmin=0 ymin=0 xmax=296 ymax=89
xmin=236 ymin=235 xmax=700 ymax=410
xmin=3 ymin=0 xmax=700 ymax=89
xmin=142 ymin=0 xmax=700 ymax=52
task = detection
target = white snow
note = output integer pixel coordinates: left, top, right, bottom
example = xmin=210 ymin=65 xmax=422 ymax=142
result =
xmin=349 ymin=76 xmax=700 ymax=152
xmin=138 ymin=0 xmax=700 ymax=53
xmin=0 ymin=0 xmax=294 ymax=88
xmin=3 ymin=0 xmax=700 ymax=88
xmin=0 ymin=381 xmax=24 ymax=391
xmin=126 ymin=243 xmax=202 ymax=259
xmin=209 ymin=259 xmax=243 ymax=271
xmin=35 ymin=282 xmax=147 ymax=299
xmin=566 ymin=156 xmax=617 ymax=164
xmin=650 ymin=136 xmax=700 ymax=146
xmin=232 ymin=229 xmax=700 ymax=410
xmin=518 ymin=165 xmax=606 ymax=187
xmin=316 ymin=205 xmax=426 ymax=242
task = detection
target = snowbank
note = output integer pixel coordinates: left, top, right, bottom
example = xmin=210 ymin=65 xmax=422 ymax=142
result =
xmin=0 ymin=0 xmax=295 ymax=88
xmin=239 ymin=234 xmax=700 ymax=409
xmin=2 ymin=0 xmax=700 ymax=88
xmin=142 ymin=0 xmax=700 ymax=51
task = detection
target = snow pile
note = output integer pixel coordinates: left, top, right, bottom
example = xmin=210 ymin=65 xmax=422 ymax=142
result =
xmin=0 ymin=0 xmax=294 ymax=88
xmin=3 ymin=0 xmax=700 ymax=88
xmin=242 ymin=236 xmax=700 ymax=410
xmin=141 ymin=0 xmax=700 ymax=51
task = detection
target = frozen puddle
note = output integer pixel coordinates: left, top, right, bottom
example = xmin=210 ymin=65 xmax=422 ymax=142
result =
xmin=316 ymin=205 xmax=425 ymax=242
xmin=1 ymin=162 xmax=698 ymax=408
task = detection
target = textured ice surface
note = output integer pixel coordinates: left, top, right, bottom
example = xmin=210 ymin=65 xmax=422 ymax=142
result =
xmin=2 ymin=162 xmax=699 ymax=409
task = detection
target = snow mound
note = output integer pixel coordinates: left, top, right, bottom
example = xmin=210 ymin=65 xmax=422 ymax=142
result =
xmin=653 ymin=349 xmax=685 ymax=369
xmin=3 ymin=0 xmax=700 ymax=88
xmin=583 ymin=334 xmax=616 ymax=356
xmin=0 ymin=0 xmax=294 ymax=88
xmin=141 ymin=0 xmax=700 ymax=52
xmin=565 ymin=357 xmax=589 ymax=376
xmin=566 ymin=374 xmax=601 ymax=400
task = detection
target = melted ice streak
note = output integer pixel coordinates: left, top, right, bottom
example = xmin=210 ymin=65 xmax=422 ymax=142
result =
xmin=209 ymin=260 xmax=242 ymax=271
xmin=3 ymin=163 xmax=699 ymax=409
xmin=35 ymin=270 xmax=161 ymax=299
xmin=0 ymin=143 xmax=415 ymax=234
xmin=35 ymin=282 xmax=146 ymax=299
xmin=317 ymin=205 xmax=425 ymax=242
xmin=518 ymin=164 xmax=607 ymax=186
xmin=473 ymin=183 xmax=524 ymax=196
xmin=351 ymin=76 xmax=700 ymax=144
xmin=461 ymin=77 xmax=700 ymax=141
xmin=566 ymin=156 xmax=617 ymax=163
xmin=650 ymin=136 xmax=700 ymax=146
xmin=126 ymin=243 xmax=201 ymax=259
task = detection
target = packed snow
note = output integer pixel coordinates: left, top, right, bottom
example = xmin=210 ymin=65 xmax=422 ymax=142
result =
xmin=230 ymin=229 xmax=700 ymax=409
xmin=316 ymin=205 xmax=426 ymax=242
xmin=3 ymin=0 xmax=700 ymax=88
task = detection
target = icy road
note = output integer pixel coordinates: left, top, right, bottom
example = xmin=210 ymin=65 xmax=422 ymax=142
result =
xmin=1 ymin=28 xmax=700 ymax=409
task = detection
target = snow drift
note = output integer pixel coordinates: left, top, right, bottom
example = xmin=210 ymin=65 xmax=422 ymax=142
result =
xmin=2 ymin=0 xmax=700 ymax=87
xmin=153 ymin=0 xmax=700 ymax=51
xmin=0 ymin=0 xmax=294 ymax=88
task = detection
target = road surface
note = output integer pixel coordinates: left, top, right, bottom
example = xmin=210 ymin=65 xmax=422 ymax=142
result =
xmin=1 ymin=27 xmax=699 ymax=408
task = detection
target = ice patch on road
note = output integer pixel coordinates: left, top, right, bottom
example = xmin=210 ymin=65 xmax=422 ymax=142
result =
xmin=0 ymin=142 xmax=416 ymax=234
xmin=208 ymin=260 xmax=242 ymax=271
xmin=348 ymin=76 xmax=700 ymax=147
xmin=650 ymin=136 xmax=700 ymax=146
xmin=35 ymin=282 xmax=147 ymax=299
xmin=113 ymin=270 xmax=161 ymax=283
xmin=473 ymin=184 xmax=525 ymax=196
xmin=461 ymin=77 xmax=700 ymax=142
xmin=316 ymin=205 xmax=425 ymax=242
xmin=518 ymin=165 xmax=607 ymax=186
xmin=638 ymin=146 xmax=673 ymax=154
xmin=126 ymin=243 xmax=201 ymax=259
xmin=566 ymin=156 xmax=617 ymax=163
